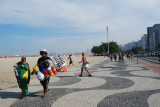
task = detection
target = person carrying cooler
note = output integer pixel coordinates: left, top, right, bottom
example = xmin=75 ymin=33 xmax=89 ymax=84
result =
xmin=79 ymin=52 xmax=92 ymax=77
xmin=13 ymin=56 xmax=30 ymax=98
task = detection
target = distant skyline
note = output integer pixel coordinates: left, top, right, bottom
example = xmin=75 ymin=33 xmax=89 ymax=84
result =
xmin=0 ymin=0 xmax=160 ymax=56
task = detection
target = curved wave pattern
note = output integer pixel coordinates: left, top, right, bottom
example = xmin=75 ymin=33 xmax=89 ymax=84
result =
xmin=10 ymin=59 xmax=160 ymax=107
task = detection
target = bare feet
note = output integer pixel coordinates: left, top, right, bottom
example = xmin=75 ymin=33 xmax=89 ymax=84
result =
xmin=41 ymin=95 xmax=46 ymax=99
xmin=21 ymin=94 xmax=24 ymax=99
xmin=42 ymin=88 xmax=48 ymax=99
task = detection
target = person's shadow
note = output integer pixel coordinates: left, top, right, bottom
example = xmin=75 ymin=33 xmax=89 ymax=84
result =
xmin=0 ymin=91 xmax=21 ymax=99
xmin=0 ymin=91 xmax=42 ymax=99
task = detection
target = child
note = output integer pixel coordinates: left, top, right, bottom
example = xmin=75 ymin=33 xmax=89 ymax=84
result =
xmin=67 ymin=54 xmax=74 ymax=67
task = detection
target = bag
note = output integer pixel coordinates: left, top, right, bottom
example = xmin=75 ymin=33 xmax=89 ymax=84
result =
xmin=32 ymin=65 xmax=40 ymax=74
xmin=37 ymin=71 xmax=44 ymax=81
xmin=85 ymin=59 xmax=89 ymax=64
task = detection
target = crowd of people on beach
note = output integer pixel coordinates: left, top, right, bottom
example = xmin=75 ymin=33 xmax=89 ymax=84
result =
xmin=13 ymin=49 xmax=91 ymax=99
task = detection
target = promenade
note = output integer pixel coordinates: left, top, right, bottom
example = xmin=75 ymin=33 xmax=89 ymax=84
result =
xmin=0 ymin=57 xmax=160 ymax=107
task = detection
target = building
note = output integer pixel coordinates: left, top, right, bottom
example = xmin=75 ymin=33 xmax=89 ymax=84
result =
xmin=141 ymin=34 xmax=148 ymax=51
xmin=137 ymin=40 xmax=142 ymax=48
xmin=123 ymin=41 xmax=136 ymax=52
xmin=118 ymin=44 xmax=123 ymax=51
xmin=123 ymin=24 xmax=160 ymax=53
xmin=147 ymin=24 xmax=160 ymax=52
xmin=147 ymin=27 xmax=154 ymax=50
xmin=154 ymin=25 xmax=160 ymax=51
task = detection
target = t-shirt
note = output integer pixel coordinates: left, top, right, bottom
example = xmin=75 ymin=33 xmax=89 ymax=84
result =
xmin=37 ymin=56 xmax=52 ymax=71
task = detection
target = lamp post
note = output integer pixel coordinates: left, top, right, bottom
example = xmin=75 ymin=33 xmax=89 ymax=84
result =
xmin=106 ymin=26 xmax=109 ymax=57
xmin=136 ymin=44 xmax=138 ymax=64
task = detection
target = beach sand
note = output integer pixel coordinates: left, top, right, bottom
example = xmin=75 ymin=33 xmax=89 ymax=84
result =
xmin=0 ymin=55 xmax=105 ymax=89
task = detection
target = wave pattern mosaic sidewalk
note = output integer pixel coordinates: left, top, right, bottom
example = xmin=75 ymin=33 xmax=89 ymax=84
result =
xmin=1 ymin=58 xmax=160 ymax=107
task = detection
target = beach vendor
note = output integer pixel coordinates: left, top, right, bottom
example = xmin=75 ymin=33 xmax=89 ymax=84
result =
xmin=37 ymin=49 xmax=52 ymax=99
xmin=79 ymin=52 xmax=92 ymax=77
xmin=13 ymin=56 xmax=30 ymax=98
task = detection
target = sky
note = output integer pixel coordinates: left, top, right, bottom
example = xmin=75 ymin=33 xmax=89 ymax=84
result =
xmin=0 ymin=0 xmax=160 ymax=56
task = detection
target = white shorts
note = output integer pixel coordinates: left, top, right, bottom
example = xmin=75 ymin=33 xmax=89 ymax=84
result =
xmin=81 ymin=64 xmax=88 ymax=68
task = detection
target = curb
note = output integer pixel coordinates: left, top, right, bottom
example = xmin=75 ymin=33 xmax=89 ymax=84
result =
xmin=139 ymin=58 xmax=160 ymax=64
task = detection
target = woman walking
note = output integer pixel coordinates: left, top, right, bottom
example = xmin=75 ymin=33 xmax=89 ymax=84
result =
xmin=79 ymin=52 xmax=92 ymax=77
xmin=14 ymin=56 xmax=30 ymax=98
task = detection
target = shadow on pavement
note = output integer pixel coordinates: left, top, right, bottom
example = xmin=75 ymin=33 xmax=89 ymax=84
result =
xmin=0 ymin=91 xmax=21 ymax=99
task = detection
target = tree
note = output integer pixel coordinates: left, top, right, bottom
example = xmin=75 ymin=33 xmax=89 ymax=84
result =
xmin=131 ymin=47 xmax=142 ymax=54
xmin=109 ymin=42 xmax=121 ymax=54
xmin=91 ymin=46 xmax=99 ymax=56
xmin=91 ymin=42 xmax=121 ymax=56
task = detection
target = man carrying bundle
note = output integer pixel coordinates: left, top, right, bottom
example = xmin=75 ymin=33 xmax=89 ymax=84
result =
xmin=37 ymin=49 xmax=53 ymax=99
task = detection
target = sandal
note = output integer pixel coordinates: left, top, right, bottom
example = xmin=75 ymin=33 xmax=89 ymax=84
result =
xmin=88 ymin=74 xmax=92 ymax=77
xmin=79 ymin=75 xmax=82 ymax=77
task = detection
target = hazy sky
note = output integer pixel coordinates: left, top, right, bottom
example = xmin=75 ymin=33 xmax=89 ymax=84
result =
xmin=0 ymin=0 xmax=160 ymax=56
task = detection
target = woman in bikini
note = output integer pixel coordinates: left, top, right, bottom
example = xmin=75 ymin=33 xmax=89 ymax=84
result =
xmin=79 ymin=52 xmax=92 ymax=77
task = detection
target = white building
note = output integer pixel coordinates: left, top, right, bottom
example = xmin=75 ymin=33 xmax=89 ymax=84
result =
xmin=149 ymin=32 xmax=156 ymax=51
xmin=147 ymin=24 xmax=160 ymax=51
xmin=123 ymin=41 xmax=136 ymax=51
xmin=141 ymin=34 xmax=148 ymax=51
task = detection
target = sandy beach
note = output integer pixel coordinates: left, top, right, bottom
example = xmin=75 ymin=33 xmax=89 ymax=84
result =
xmin=0 ymin=55 xmax=105 ymax=89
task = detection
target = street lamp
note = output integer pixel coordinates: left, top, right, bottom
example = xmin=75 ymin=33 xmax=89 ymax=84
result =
xmin=136 ymin=43 xmax=138 ymax=64
xmin=106 ymin=26 xmax=109 ymax=56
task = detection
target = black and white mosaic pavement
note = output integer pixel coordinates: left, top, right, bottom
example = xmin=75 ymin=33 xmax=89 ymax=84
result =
xmin=1 ymin=58 xmax=160 ymax=107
